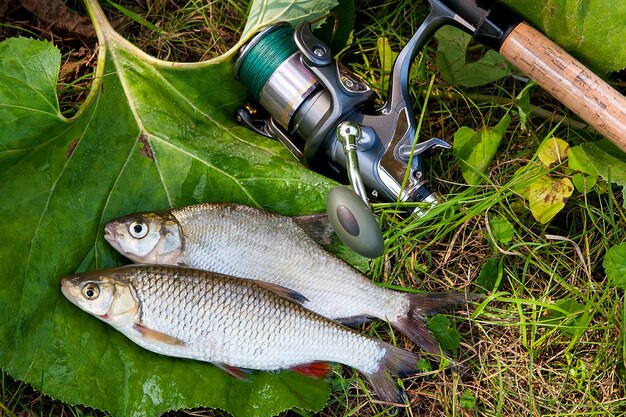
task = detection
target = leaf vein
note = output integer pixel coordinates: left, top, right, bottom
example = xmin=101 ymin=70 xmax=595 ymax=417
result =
xmin=21 ymin=92 xmax=102 ymax=314
xmin=147 ymin=134 xmax=173 ymax=207
xmin=151 ymin=136 xmax=261 ymax=207
xmin=0 ymin=73 xmax=60 ymax=115
xmin=94 ymin=132 xmax=142 ymax=268
xmin=138 ymin=62 xmax=281 ymax=157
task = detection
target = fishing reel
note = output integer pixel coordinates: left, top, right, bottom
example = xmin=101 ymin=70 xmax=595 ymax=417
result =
xmin=234 ymin=21 xmax=451 ymax=258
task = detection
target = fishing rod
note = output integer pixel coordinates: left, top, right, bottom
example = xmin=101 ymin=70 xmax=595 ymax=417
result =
xmin=234 ymin=0 xmax=626 ymax=258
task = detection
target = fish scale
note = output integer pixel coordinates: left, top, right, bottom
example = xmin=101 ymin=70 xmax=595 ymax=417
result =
xmin=173 ymin=204 xmax=404 ymax=321
xmin=119 ymin=266 xmax=380 ymax=372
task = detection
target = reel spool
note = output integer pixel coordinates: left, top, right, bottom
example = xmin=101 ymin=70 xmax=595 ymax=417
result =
xmin=234 ymin=23 xmax=374 ymax=165
xmin=235 ymin=24 xmax=319 ymax=134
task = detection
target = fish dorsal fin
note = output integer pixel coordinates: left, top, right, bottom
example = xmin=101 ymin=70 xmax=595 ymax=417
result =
xmin=293 ymin=213 xmax=334 ymax=246
xmin=249 ymin=279 xmax=309 ymax=304
xmin=134 ymin=323 xmax=186 ymax=346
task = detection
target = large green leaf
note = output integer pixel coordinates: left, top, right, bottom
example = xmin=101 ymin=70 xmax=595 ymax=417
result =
xmin=0 ymin=0 xmax=344 ymax=416
xmin=499 ymin=0 xmax=626 ymax=73
xmin=242 ymin=0 xmax=337 ymax=40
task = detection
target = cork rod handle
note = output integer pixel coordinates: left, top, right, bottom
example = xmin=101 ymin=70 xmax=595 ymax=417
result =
xmin=499 ymin=22 xmax=626 ymax=151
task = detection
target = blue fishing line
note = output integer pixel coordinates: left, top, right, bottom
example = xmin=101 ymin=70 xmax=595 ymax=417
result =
xmin=238 ymin=25 xmax=298 ymax=100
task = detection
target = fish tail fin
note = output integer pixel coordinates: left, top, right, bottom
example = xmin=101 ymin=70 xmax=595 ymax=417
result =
xmin=364 ymin=343 xmax=419 ymax=407
xmin=394 ymin=292 xmax=477 ymax=354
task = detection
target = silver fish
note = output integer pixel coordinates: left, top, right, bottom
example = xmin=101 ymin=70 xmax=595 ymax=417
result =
xmin=104 ymin=203 xmax=469 ymax=354
xmin=61 ymin=264 xmax=420 ymax=404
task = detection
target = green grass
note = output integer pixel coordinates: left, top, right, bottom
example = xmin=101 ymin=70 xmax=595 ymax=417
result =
xmin=332 ymin=1 xmax=626 ymax=415
xmin=103 ymin=0 xmax=247 ymax=61
xmin=2 ymin=0 xmax=626 ymax=416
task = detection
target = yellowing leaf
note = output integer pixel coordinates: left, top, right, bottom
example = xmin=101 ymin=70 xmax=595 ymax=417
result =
xmin=529 ymin=176 xmax=574 ymax=223
xmin=538 ymin=137 xmax=569 ymax=166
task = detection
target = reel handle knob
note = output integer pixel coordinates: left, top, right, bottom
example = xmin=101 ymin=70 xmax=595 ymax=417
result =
xmin=326 ymin=185 xmax=384 ymax=259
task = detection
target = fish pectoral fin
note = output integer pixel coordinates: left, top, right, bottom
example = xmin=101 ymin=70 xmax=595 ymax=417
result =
xmin=215 ymin=363 xmax=251 ymax=380
xmin=133 ymin=323 xmax=186 ymax=346
xmin=293 ymin=213 xmax=334 ymax=246
xmin=290 ymin=362 xmax=332 ymax=378
xmin=250 ymin=280 xmax=308 ymax=304
xmin=336 ymin=315 xmax=372 ymax=326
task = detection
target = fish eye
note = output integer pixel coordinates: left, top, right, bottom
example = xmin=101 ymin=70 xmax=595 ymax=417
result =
xmin=82 ymin=284 xmax=100 ymax=300
xmin=129 ymin=221 xmax=148 ymax=239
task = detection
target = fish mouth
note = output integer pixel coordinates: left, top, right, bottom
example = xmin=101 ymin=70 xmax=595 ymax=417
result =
xmin=60 ymin=278 xmax=69 ymax=295
xmin=60 ymin=277 xmax=78 ymax=303
xmin=103 ymin=223 xmax=118 ymax=246
xmin=103 ymin=222 xmax=135 ymax=259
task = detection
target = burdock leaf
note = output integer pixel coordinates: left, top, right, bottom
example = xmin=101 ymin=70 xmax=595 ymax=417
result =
xmin=0 ymin=0 xmax=343 ymax=416
xmin=242 ymin=0 xmax=338 ymax=40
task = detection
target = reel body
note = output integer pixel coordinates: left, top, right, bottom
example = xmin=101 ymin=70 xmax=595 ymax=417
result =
xmin=234 ymin=21 xmax=450 ymax=205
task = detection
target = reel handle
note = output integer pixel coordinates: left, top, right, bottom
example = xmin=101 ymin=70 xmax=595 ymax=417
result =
xmin=327 ymin=122 xmax=384 ymax=259
xmin=327 ymin=186 xmax=384 ymax=259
